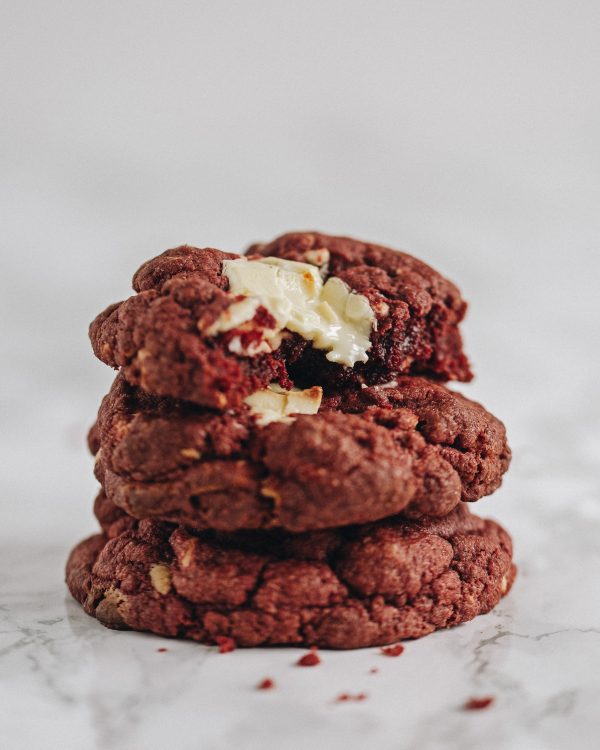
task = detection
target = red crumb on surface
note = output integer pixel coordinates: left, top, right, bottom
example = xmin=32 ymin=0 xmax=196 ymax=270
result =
xmin=157 ymin=647 xmax=168 ymax=653
xmin=215 ymin=635 xmax=236 ymax=653
xmin=336 ymin=693 xmax=368 ymax=703
xmin=297 ymin=646 xmax=321 ymax=667
xmin=369 ymin=667 xmax=379 ymax=674
xmin=464 ymin=696 xmax=494 ymax=710
xmin=381 ymin=644 xmax=405 ymax=657
xmin=257 ymin=678 xmax=275 ymax=690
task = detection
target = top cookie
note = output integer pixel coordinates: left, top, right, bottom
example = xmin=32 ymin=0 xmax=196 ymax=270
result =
xmin=90 ymin=233 xmax=472 ymax=409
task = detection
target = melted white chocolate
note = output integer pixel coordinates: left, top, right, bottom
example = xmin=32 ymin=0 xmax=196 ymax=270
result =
xmin=212 ymin=256 xmax=375 ymax=367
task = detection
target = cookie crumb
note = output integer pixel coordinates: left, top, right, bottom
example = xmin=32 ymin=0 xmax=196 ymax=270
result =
xmin=369 ymin=667 xmax=379 ymax=674
xmin=157 ymin=647 xmax=168 ymax=653
xmin=464 ymin=696 xmax=494 ymax=710
xmin=297 ymin=646 xmax=321 ymax=667
xmin=336 ymin=692 xmax=368 ymax=702
xmin=215 ymin=635 xmax=236 ymax=653
xmin=257 ymin=678 xmax=275 ymax=690
xmin=381 ymin=644 xmax=404 ymax=657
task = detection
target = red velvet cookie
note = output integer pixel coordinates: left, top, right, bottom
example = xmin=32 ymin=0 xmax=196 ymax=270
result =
xmin=66 ymin=504 xmax=515 ymax=649
xmin=90 ymin=374 xmax=510 ymax=532
xmin=90 ymin=236 xmax=471 ymax=410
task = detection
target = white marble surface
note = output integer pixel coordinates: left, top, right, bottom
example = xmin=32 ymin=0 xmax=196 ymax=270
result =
xmin=1 ymin=3 xmax=600 ymax=748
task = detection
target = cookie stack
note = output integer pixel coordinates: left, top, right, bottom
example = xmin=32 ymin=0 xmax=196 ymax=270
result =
xmin=67 ymin=232 xmax=515 ymax=649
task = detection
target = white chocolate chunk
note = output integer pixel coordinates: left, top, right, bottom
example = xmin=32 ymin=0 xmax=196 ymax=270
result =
xmin=204 ymin=297 xmax=261 ymax=336
xmin=244 ymin=384 xmax=323 ymax=426
xmin=218 ymin=256 xmax=375 ymax=367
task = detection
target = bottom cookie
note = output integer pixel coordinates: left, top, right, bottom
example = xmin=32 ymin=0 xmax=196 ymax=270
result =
xmin=66 ymin=502 xmax=515 ymax=649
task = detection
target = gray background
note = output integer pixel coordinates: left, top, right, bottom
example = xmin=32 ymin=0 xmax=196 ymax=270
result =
xmin=1 ymin=4 xmax=599 ymax=748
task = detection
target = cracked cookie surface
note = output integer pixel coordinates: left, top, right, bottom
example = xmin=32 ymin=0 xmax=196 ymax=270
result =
xmin=89 ymin=246 xmax=292 ymax=410
xmin=66 ymin=503 xmax=515 ymax=649
xmin=90 ymin=374 xmax=510 ymax=532
xmin=90 ymin=236 xmax=472 ymax=410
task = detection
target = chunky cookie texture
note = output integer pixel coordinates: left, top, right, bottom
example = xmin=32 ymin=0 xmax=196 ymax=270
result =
xmin=90 ymin=236 xmax=472 ymax=409
xmin=90 ymin=374 xmax=510 ymax=532
xmin=90 ymin=246 xmax=294 ymax=410
xmin=250 ymin=231 xmax=473 ymax=388
xmin=324 ymin=376 xmax=511 ymax=506
xmin=66 ymin=504 xmax=516 ymax=649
